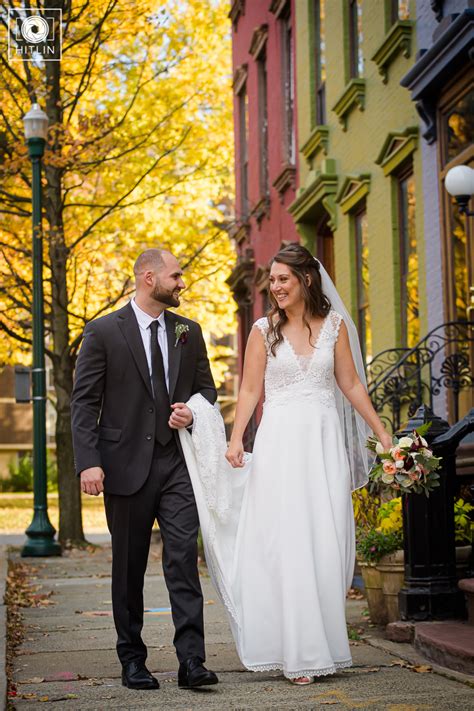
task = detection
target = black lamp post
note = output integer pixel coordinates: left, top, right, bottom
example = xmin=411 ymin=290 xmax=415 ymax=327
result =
xmin=21 ymin=103 xmax=61 ymax=557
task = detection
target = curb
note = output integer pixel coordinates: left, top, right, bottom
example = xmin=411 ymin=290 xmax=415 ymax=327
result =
xmin=0 ymin=545 xmax=8 ymax=711
xmin=364 ymin=634 xmax=474 ymax=688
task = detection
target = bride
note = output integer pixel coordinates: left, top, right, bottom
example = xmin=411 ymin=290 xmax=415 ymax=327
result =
xmin=179 ymin=243 xmax=392 ymax=685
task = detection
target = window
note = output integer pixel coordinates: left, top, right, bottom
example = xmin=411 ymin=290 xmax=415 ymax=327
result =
xmin=312 ymin=0 xmax=326 ymax=125
xmin=238 ymin=86 xmax=249 ymax=219
xmin=397 ymin=166 xmax=419 ymax=347
xmin=438 ymin=72 xmax=473 ymax=326
xmin=443 ymin=87 xmax=474 ymax=164
xmin=390 ymin=0 xmax=410 ymax=24
xmin=257 ymin=48 xmax=269 ymax=198
xmin=281 ymin=7 xmax=295 ymax=163
xmin=354 ymin=208 xmax=372 ymax=361
xmin=348 ymin=0 xmax=363 ymax=79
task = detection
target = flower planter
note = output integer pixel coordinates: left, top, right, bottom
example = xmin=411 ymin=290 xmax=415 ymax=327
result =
xmin=376 ymin=549 xmax=405 ymax=623
xmin=358 ymin=560 xmax=386 ymax=624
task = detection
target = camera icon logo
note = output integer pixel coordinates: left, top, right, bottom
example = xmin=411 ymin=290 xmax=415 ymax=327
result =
xmin=8 ymin=8 xmax=62 ymax=62
xmin=20 ymin=16 xmax=50 ymax=44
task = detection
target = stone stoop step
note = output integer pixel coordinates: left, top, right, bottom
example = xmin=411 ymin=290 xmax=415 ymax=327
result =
xmin=414 ymin=622 xmax=474 ymax=676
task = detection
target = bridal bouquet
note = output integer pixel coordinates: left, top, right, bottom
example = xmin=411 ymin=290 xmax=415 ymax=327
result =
xmin=366 ymin=424 xmax=442 ymax=497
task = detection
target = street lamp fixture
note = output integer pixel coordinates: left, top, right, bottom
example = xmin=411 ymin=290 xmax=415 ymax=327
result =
xmin=21 ymin=102 xmax=61 ymax=557
xmin=445 ymin=165 xmax=474 ymax=217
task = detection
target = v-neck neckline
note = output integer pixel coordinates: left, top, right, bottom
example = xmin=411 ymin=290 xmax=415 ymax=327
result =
xmin=283 ymin=312 xmax=331 ymax=375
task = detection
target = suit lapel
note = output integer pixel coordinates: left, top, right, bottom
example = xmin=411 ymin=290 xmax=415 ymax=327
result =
xmin=165 ymin=311 xmax=181 ymax=401
xmin=117 ymin=303 xmax=153 ymax=398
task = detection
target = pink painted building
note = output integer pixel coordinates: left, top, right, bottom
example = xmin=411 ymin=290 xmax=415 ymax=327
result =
xmin=227 ymin=0 xmax=300 ymax=371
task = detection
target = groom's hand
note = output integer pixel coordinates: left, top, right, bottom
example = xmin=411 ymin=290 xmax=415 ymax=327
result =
xmin=80 ymin=467 xmax=105 ymax=496
xmin=169 ymin=402 xmax=193 ymax=429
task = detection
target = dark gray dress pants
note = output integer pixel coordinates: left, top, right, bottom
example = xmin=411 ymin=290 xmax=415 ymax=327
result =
xmin=104 ymin=438 xmax=205 ymax=666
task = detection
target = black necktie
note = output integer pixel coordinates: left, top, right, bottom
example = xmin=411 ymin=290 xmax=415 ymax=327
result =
xmin=149 ymin=320 xmax=172 ymax=446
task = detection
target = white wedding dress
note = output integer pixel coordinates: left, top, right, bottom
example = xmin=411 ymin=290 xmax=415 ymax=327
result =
xmin=180 ymin=309 xmax=355 ymax=679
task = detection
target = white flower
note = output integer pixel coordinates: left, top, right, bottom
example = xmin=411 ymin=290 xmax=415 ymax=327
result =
xmin=421 ymin=448 xmax=432 ymax=458
xmin=395 ymin=460 xmax=405 ymax=469
xmin=375 ymin=441 xmax=385 ymax=455
xmin=401 ymin=478 xmax=414 ymax=487
xmin=398 ymin=436 xmax=413 ymax=449
xmin=381 ymin=472 xmax=395 ymax=484
xmin=420 ymin=436 xmax=428 ymax=447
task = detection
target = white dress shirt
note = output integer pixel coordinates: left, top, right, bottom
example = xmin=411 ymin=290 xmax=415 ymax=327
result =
xmin=130 ymin=298 xmax=169 ymax=392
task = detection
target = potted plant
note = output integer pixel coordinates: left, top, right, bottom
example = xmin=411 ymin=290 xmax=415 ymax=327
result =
xmin=356 ymin=522 xmax=403 ymax=625
xmin=374 ymin=498 xmax=405 ymax=623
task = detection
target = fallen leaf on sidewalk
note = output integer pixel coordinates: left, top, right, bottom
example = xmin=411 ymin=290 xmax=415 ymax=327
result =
xmin=321 ymin=702 xmax=341 ymax=706
xmin=22 ymin=676 xmax=44 ymax=683
xmin=389 ymin=659 xmax=411 ymax=668
xmin=389 ymin=659 xmax=432 ymax=673
xmin=413 ymin=665 xmax=432 ymax=673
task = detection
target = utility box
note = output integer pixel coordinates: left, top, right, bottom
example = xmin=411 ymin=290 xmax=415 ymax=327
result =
xmin=15 ymin=366 xmax=31 ymax=403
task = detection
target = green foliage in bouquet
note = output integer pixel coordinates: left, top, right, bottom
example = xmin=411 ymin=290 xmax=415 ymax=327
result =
xmin=366 ymin=423 xmax=442 ymax=497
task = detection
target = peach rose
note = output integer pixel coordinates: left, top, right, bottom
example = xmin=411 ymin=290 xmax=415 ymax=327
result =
xmin=390 ymin=446 xmax=405 ymax=461
xmin=382 ymin=461 xmax=397 ymax=475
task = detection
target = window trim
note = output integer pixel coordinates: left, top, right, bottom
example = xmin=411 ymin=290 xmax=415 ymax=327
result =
xmin=237 ymin=85 xmax=250 ymax=220
xmin=396 ymin=162 xmax=419 ymax=348
xmin=309 ymin=0 xmax=326 ymax=127
xmin=353 ymin=205 xmax=371 ymax=362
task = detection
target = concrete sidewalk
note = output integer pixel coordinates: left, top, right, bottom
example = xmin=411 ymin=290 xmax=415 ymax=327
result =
xmin=4 ymin=542 xmax=474 ymax=710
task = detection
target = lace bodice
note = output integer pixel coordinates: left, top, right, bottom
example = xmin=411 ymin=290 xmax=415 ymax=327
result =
xmin=254 ymin=310 xmax=343 ymax=409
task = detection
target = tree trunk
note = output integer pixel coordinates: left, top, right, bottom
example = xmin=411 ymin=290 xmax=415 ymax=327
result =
xmin=44 ymin=41 xmax=85 ymax=546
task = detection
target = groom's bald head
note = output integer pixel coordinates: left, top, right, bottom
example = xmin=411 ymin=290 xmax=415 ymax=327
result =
xmin=134 ymin=248 xmax=184 ymax=310
xmin=133 ymin=248 xmax=166 ymax=277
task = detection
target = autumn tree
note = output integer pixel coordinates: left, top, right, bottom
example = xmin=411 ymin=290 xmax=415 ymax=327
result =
xmin=0 ymin=0 xmax=235 ymax=545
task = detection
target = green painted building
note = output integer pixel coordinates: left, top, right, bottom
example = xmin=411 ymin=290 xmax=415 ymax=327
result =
xmin=292 ymin=0 xmax=423 ymax=362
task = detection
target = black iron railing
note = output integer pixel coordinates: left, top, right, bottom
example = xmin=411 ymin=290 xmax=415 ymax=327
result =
xmin=368 ymin=322 xmax=474 ymax=431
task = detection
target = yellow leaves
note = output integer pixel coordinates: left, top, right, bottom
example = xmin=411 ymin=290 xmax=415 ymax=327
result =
xmin=0 ymin=0 xmax=235 ymax=373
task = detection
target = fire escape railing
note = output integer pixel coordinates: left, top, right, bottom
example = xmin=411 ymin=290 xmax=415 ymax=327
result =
xmin=367 ymin=321 xmax=474 ymax=431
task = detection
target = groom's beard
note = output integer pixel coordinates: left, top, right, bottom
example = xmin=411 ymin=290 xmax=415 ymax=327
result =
xmin=151 ymin=284 xmax=181 ymax=308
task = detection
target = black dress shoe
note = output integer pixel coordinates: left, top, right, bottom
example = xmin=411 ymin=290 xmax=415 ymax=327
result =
xmin=178 ymin=657 xmax=219 ymax=689
xmin=121 ymin=661 xmax=160 ymax=690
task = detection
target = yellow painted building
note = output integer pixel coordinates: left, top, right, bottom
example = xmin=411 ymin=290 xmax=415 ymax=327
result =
xmin=292 ymin=0 xmax=424 ymax=359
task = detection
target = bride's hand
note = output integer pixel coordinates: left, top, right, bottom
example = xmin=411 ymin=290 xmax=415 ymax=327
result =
xmin=379 ymin=431 xmax=393 ymax=451
xmin=226 ymin=440 xmax=244 ymax=468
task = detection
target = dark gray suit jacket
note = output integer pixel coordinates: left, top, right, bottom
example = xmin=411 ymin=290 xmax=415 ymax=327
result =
xmin=71 ymin=302 xmax=217 ymax=495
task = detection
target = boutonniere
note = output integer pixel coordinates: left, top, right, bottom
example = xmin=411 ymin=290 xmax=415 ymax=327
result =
xmin=174 ymin=322 xmax=189 ymax=347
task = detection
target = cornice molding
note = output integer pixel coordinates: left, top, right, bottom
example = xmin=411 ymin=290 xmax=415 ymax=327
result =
xmin=269 ymin=0 xmax=289 ymax=19
xmin=249 ymin=24 xmax=268 ymax=59
xmin=229 ymin=0 xmax=245 ymax=27
xmin=272 ymin=164 xmax=296 ymax=202
xmin=300 ymin=125 xmax=330 ymax=166
xmin=226 ymin=250 xmax=255 ymax=307
xmin=375 ymin=126 xmax=419 ymax=176
xmin=371 ymin=20 xmax=414 ymax=84
xmin=288 ymin=160 xmax=338 ymax=231
xmin=336 ymin=174 xmax=371 ymax=214
xmin=332 ymin=79 xmax=366 ymax=131
xmin=232 ymin=64 xmax=248 ymax=95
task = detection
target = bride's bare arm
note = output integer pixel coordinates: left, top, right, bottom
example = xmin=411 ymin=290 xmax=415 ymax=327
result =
xmin=334 ymin=321 xmax=392 ymax=449
xmin=226 ymin=326 xmax=267 ymax=467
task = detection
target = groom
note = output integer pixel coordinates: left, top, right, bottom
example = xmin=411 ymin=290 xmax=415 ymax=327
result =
xmin=71 ymin=248 xmax=218 ymax=690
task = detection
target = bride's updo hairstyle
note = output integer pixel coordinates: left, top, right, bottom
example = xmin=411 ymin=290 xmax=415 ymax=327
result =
xmin=267 ymin=243 xmax=331 ymax=356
